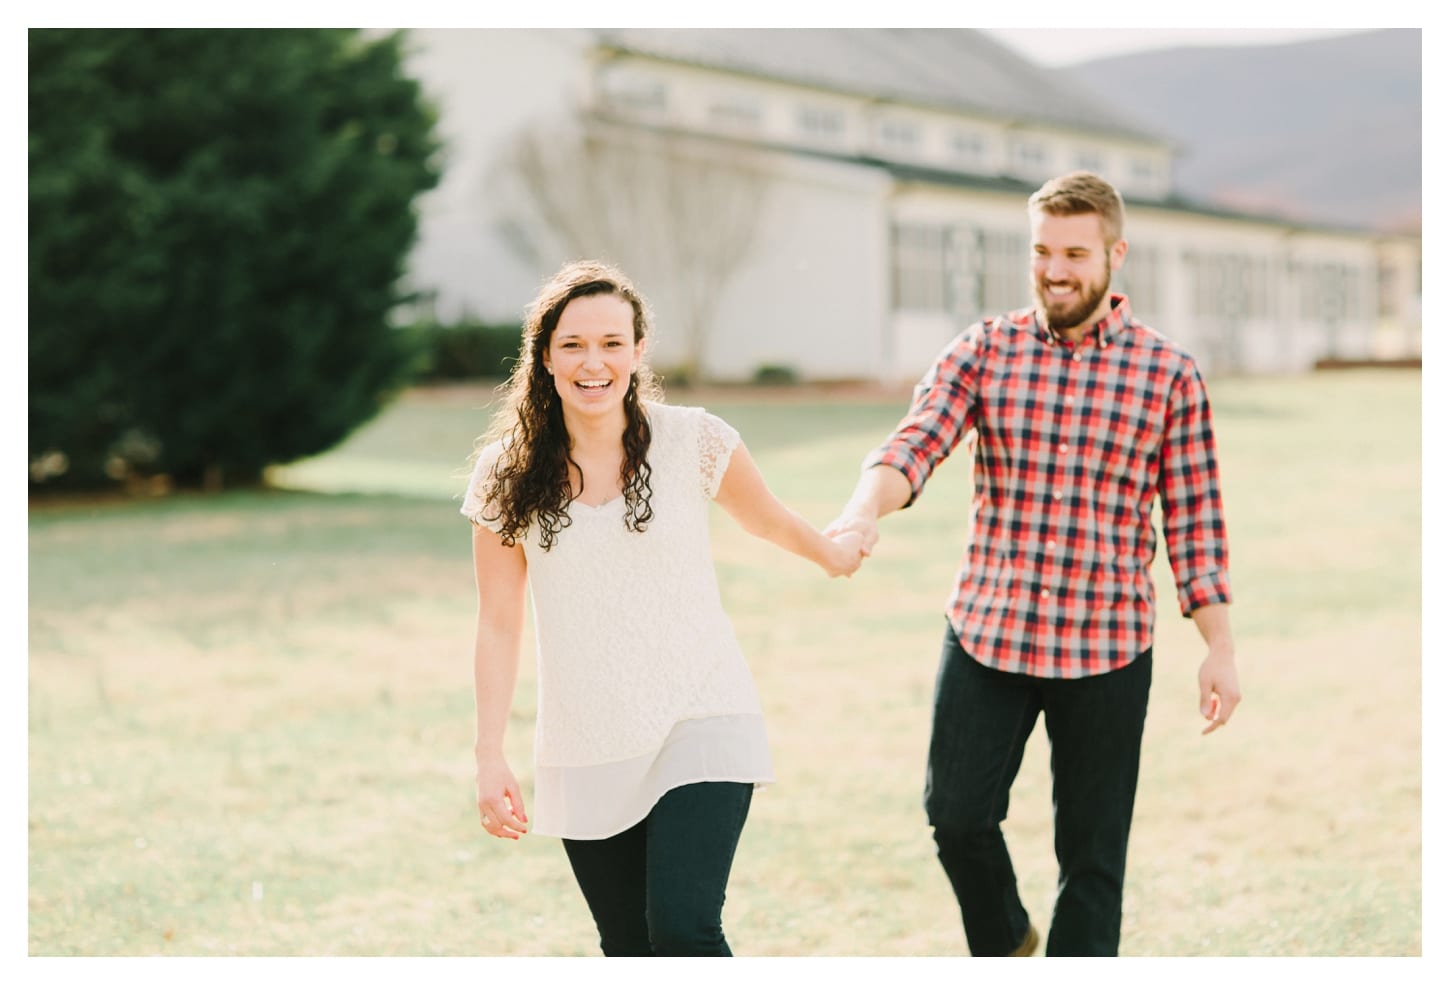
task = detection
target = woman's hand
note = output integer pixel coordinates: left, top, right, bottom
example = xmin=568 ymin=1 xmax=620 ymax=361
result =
xmin=821 ymin=529 xmax=865 ymax=578
xmin=476 ymin=755 xmax=529 ymax=840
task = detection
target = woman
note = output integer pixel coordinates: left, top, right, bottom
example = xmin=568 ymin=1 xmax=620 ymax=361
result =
xmin=460 ymin=260 xmax=863 ymax=956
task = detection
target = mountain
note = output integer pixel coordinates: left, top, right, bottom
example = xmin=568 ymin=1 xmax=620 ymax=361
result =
xmin=1060 ymin=29 xmax=1421 ymax=233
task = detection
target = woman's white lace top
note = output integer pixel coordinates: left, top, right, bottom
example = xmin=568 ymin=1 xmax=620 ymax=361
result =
xmin=461 ymin=402 xmax=774 ymax=839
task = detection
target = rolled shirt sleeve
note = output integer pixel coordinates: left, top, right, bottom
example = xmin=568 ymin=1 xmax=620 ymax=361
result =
xmin=864 ymin=323 xmax=985 ymax=505
xmin=1158 ymin=361 xmax=1233 ymax=615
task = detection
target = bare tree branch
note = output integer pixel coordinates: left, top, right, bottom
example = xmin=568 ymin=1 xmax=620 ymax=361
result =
xmin=489 ymin=117 xmax=772 ymax=380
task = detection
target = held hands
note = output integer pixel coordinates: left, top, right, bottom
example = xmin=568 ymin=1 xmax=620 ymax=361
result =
xmin=822 ymin=529 xmax=866 ymax=578
xmin=824 ymin=511 xmax=881 ymax=558
xmin=818 ymin=510 xmax=879 ymax=579
xmin=476 ymin=754 xmax=529 ymax=840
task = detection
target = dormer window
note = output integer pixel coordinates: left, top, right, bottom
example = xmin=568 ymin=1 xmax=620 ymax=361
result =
xmin=880 ymin=118 xmax=920 ymax=152
xmin=601 ymin=74 xmax=668 ymax=115
xmin=1013 ymin=140 xmax=1047 ymax=169
xmin=709 ymin=96 xmax=762 ymax=130
xmin=952 ymin=130 xmax=987 ymax=164
xmin=798 ymin=105 xmax=846 ymax=140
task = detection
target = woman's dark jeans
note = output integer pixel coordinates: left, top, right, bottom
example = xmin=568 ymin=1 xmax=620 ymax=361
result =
xmin=925 ymin=623 xmax=1152 ymax=957
xmin=561 ymin=781 xmax=753 ymax=956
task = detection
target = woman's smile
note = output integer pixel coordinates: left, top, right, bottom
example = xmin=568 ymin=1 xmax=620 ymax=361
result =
xmin=545 ymin=293 xmax=642 ymax=420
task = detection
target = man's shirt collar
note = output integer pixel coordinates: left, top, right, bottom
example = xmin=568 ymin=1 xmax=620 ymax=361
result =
xmin=1034 ymin=293 xmax=1132 ymax=349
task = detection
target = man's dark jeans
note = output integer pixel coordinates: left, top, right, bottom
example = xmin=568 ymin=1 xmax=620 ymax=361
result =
xmin=925 ymin=623 xmax=1152 ymax=956
xmin=562 ymin=781 xmax=753 ymax=956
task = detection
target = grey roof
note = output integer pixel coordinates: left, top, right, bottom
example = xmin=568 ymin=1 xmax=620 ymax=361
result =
xmin=592 ymin=28 xmax=1167 ymax=144
xmin=879 ymin=159 xmax=1381 ymax=235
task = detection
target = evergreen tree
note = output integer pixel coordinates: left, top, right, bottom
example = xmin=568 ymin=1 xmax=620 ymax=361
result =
xmin=29 ymin=29 xmax=441 ymax=488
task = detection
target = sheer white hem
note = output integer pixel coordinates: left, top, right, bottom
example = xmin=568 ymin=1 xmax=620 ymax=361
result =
xmin=533 ymin=714 xmax=774 ymax=840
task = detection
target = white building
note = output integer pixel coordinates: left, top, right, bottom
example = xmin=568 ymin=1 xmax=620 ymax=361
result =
xmin=397 ymin=28 xmax=1422 ymax=382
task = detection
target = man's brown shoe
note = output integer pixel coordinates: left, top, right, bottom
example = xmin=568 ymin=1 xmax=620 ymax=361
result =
xmin=1008 ymin=923 xmax=1040 ymax=957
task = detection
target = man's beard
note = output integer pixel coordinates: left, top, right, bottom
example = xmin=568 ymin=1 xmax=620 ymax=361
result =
xmin=1035 ymin=261 xmax=1111 ymax=332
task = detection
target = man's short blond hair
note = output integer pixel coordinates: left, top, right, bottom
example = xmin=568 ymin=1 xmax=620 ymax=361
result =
xmin=1028 ymin=171 xmax=1126 ymax=246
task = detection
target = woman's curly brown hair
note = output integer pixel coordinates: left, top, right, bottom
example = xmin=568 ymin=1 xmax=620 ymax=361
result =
xmin=474 ymin=260 xmax=664 ymax=551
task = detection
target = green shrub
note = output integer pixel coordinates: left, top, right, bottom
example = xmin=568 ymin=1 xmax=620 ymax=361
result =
xmin=409 ymin=318 xmax=523 ymax=381
xmin=751 ymin=363 xmax=800 ymax=386
xmin=28 ymin=29 xmax=441 ymax=489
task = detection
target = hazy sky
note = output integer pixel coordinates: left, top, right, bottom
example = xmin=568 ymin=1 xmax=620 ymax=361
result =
xmin=981 ymin=27 xmax=1383 ymax=67
xmin=12 ymin=13 xmax=1406 ymax=64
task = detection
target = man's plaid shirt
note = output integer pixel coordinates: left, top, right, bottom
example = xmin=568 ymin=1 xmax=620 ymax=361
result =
xmin=867 ymin=295 xmax=1232 ymax=679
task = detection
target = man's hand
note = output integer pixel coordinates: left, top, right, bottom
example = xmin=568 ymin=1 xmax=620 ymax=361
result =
xmin=823 ymin=512 xmax=880 ymax=558
xmin=825 ymin=464 xmax=912 ymax=561
xmin=1197 ymin=645 xmax=1241 ymax=735
xmin=821 ymin=529 xmax=866 ymax=578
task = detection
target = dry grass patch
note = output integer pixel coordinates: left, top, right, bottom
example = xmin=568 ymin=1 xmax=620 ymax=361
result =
xmin=29 ymin=370 xmax=1420 ymax=956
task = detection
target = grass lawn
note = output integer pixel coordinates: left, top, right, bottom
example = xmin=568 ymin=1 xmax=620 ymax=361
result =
xmin=27 ymin=369 xmax=1421 ymax=956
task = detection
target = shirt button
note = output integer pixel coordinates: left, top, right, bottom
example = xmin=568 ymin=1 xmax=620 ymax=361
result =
xmin=1072 ymin=353 xmax=1082 ymax=362
xmin=1053 ymin=491 xmax=1063 ymax=500
xmin=1066 ymin=396 xmax=1075 ymax=405
xmin=1040 ymin=589 xmax=1050 ymax=599
xmin=1047 ymin=540 xmax=1056 ymax=551
xmin=1058 ymin=443 xmax=1068 ymax=453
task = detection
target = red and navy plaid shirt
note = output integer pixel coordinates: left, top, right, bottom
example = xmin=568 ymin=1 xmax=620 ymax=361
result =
xmin=867 ymin=295 xmax=1232 ymax=679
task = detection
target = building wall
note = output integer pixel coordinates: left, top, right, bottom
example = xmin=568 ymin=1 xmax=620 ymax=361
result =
xmin=878 ymin=192 xmax=1401 ymax=380
xmin=396 ymin=28 xmax=1420 ymax=381
xmin=697 ymin=155 xmax=893 ymax=382
xmin=1374 ymin=236 xmax=1423 ymax=358
xmin=399 ymin=28 xmax=594 ymax=322
xmin=885 ymin=182 xmax=1028 ymax=381
xmin=589 ymin=48 xmax=1174 ymax=201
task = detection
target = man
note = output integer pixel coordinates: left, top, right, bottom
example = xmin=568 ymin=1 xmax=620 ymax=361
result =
xmin=828 ymin=171 xmax=1240 ymax=957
